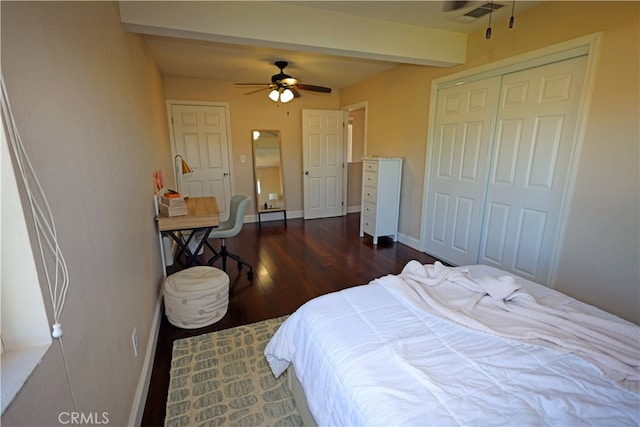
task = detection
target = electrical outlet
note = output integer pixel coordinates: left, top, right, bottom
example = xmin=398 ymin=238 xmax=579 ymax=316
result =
xmin=131 ymin=327 xmax=139 ymax=357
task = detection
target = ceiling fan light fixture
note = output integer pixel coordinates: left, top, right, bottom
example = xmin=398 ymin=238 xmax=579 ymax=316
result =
xmin=280 ymin=88 xmax=294 ymax=103
xmin=268 ymin=89 xmax=280 ymax=102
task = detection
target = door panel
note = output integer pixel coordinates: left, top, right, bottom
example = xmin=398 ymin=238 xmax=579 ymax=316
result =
xmin=452 ymin=196 xmax=474 ymax=251
xmin=424 ymin=77 xmax=501 ymax=265
xmin=493 ymin=119 xmax=523 ymax=184
xmin=482 ymin=202 xmax=510 ymax=263
xmin=302 ymin=109 xmax=346 ymax=219
xmin=479 ymin=55 xmax=587 ymax=282
xmin=513 ymin=208 xmax=547 ymax=276
xmin=171 ymin=104 xmax=232 ymax=221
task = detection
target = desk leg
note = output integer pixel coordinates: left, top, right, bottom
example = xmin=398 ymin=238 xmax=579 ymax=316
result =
xmin=190 ymin=227 xmax=213 ymax=263
xmin=163 ymin=227 xmax=214 ymax=267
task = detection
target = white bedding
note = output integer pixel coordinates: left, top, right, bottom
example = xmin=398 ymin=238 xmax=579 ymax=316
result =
xmin=265 ymin=262 xmax=640 ymax=426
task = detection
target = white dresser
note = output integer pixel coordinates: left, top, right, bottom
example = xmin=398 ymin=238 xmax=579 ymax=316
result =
xmin=360 ymin=157 xmax=403 ymax=244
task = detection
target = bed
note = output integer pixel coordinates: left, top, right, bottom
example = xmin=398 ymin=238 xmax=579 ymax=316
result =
xmin=264 ymin=261 xmax=640 ymax=426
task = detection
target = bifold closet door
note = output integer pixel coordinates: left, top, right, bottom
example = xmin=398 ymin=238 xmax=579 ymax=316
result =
xmin=424 ymin=77 xmax=501 ymax=265
xmin=479 ymin=55 xmax=587 ymax=283
xmin=425 ymin=55 xmax=587 ymax=284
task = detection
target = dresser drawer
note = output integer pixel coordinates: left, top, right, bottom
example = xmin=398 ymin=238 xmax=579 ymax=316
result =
xmin=363 ymin=170 xmax=378 ymax=188
xmin=361 ymin=215 xmax=376 ymax=235
xmin=362 ymin=201 xmax=377 ymax=218
xmin=363 ymin=161 xmax=379 ymax=172
xmin=362 ymin=187 xmax=378 ymax=204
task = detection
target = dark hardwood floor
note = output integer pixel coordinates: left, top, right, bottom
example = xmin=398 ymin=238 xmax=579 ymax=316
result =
xmin=141 ymin=213 xmax=441 ymax=426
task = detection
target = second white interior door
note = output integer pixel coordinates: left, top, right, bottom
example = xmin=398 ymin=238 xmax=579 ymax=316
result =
xmin=302 ymin=109 xmax=346 ymax=220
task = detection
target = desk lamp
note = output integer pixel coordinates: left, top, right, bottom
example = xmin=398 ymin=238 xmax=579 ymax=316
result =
xmin=174 ymin=154 xmax=194 ymax=194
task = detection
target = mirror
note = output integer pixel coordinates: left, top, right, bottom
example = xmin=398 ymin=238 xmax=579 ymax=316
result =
xmin=252 ymin=130 xmax=285 ymax=213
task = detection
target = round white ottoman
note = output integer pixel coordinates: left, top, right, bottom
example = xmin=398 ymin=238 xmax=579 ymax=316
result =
xmin=163 ymin=266 xmax=229 ymax=329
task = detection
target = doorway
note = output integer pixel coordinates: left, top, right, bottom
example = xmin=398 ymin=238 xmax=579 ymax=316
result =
xmin=345 ymin=102 xmax=367 ymax=214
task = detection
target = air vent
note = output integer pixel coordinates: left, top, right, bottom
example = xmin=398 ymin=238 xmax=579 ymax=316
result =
xmin=464 ymin=2 xmax=504 ymax=18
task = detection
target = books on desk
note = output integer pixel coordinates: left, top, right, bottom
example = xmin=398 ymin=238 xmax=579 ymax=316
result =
xmin=159 ymin=194 xmax=188 ymax=217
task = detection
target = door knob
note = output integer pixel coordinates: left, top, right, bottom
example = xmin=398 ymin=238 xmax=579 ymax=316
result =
xmin=304 ymin=171 xmax=309 ymax=175
xmin=223 ymin=172 xmax=229 ymax=177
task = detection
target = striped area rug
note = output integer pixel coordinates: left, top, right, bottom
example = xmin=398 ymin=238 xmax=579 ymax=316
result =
xmin=165 ymin=316 xmax=302 ymax=427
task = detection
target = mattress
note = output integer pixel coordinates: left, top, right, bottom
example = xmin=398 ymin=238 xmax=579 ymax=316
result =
xmin=265 ymin=262 xmax=640 ymax=426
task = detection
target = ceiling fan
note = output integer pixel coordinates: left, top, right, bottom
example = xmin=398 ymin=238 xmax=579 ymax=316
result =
xmin=235 ymin=61 xmax=332 ymax=103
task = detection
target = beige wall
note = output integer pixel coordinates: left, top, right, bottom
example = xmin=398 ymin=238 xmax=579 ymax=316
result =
xmin=163 ymin=77 xmax=340 ymax=215
xmin=340 ymin=1 xmax=640 ymax=323
xmin=1 ymin=2 xmax=172 ymax=425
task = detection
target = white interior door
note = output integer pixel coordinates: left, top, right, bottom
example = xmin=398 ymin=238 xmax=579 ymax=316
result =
xmin=302 ymin=109 xmax=346 ymax=219
xmin=479 ymin=55 xmax=587 ymax=282
xmin=424 ymin=77 xmax=500 ymax=265
xmin=170 ymin=103 xmax=232 ymax=221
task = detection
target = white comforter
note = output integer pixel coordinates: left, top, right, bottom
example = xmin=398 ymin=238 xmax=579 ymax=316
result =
xmin=265 ymin=262 xmax=640 ymax=426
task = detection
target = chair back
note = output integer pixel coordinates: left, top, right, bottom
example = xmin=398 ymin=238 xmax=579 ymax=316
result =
xmin=209 ymin=194 xmax=250 ymax=239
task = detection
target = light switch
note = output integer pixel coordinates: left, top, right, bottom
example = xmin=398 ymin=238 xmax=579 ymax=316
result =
xmin=240 ymin=155 xmax=246 ymax=163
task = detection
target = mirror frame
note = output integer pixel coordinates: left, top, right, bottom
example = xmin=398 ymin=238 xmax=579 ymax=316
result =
xmin=251 ymin=129 xmax=285 ymax=213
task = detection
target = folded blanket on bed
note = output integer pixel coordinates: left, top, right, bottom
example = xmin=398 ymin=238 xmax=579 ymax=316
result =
xmin=377 ymin=261 xmax=640 ymax=394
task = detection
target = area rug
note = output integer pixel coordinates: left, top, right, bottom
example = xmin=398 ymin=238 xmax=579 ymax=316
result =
xmin=165 ymin=316 xmax=302 ymax=427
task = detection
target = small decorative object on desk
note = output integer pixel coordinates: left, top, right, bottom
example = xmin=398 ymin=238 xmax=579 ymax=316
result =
xmin=159 ymin=191 xmax=188 ymax=217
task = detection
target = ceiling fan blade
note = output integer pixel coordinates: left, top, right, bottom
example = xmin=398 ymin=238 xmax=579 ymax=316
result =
xmin=296 ymin=83 xmax=332 ymax=94
xmin=244 ymin=86 xmax=272 ymax=95
xmin=234 ymin=83 xmax=271 ymax=86
xmin=290 ymin=87 xmax=302 ymax=98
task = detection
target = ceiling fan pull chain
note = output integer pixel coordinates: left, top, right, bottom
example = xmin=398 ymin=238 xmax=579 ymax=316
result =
xmin=509 ymin=0 xmax=516 ymax=29
xmin=485 ymin=0 xmax=493 ymax=39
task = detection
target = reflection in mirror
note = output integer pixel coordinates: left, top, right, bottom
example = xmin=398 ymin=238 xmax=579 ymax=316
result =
xmin=252 ymin=130 xmax=285 ymax=214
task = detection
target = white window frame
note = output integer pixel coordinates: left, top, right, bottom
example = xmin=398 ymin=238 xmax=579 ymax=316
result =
xmin=1 ymin=127 xmax=52 ymax=414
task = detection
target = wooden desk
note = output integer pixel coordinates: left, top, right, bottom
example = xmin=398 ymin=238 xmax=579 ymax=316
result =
xmin=157 ymin=197 xmax=220 ymax=231
xmin=157 ymin=197 xmax=220 ymax=266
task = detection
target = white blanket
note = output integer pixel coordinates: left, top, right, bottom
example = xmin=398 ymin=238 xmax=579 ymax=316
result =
xmin=383 ymin=261 xmax=640 ymax=393
xmin=265 ymin=262 xmax=640 ymax=426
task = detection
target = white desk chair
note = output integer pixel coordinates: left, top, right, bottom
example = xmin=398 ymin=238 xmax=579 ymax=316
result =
xmin=207 ymin=194 xmax=253 ymax=280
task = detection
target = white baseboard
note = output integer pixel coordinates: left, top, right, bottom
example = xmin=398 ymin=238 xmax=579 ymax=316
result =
xmin=128 ymin=293 xmax=163 ymax=427
xmin=245 ymin=210 xmax=303 ymax=223
xmin=397 ymin=232 xmax=421 ymax=251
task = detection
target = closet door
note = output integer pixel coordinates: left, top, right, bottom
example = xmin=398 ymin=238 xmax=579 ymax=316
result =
xmin=424 ymin=77 xmax=500 ymax=265
xmin=479 ymin=55 xmax=587 ymax=283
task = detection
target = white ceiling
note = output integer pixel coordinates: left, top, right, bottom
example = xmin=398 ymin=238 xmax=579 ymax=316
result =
xmin=135 ymin=1 xmax=544 ymax=91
